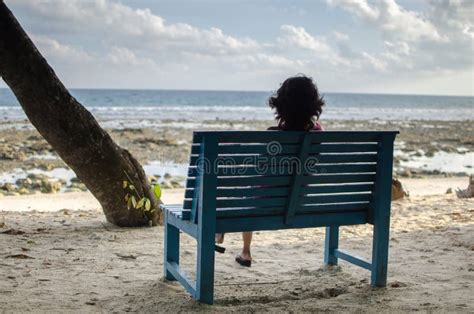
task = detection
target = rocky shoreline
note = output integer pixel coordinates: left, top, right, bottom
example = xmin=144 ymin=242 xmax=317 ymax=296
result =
xmin=1 ymin=119 xmax=472 ymax=195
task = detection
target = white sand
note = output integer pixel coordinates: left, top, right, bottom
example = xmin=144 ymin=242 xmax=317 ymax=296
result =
xmin=0 ymin=177 xmax=473 ymax=312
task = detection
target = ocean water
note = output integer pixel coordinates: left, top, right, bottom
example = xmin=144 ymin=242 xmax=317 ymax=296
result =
xmin=1 ymin=88 xmax=472 ymax=125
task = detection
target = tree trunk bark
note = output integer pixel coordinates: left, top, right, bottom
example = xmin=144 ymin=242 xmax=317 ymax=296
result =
xmin=0 ymin=1 xmax=162 ymax=227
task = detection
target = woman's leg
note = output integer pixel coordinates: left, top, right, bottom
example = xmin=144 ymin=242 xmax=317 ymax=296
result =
xmin=215 ymin=233 xmax=224 ymax=244
xmin=240 ymin=232 xmax=253 ymax=260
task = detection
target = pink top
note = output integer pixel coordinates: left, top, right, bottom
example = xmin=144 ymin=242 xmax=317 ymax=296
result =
xmin=312 ymin=122 xmax=324 ymax=131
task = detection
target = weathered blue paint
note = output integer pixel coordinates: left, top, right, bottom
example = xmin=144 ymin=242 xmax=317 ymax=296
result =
xmin=335 ymin=249 xmax=372 ymax=270
xmin=195 ymin=135 xmax=218 ymax=304
xmin=370 ymin=135 xmax=396 ymax=287
xmin=286 ymin=133 xmax=312 ymax=224
xmin=164 ymin=211 xmax=180 ymax=281
xmin=324 ymin=226 xmax=339 ymax=265
xmin=162 ymin=130 xmax=398 ymax=304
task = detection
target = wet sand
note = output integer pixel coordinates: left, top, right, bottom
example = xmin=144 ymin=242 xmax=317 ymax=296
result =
xmin=1 ymin=119 xmax=473 ymax=183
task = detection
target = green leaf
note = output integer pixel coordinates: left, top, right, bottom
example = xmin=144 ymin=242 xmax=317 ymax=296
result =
xmin=145 ymin=198 xmax=151 ymax=211
xmin=129 ymin=185 xmax=135 ymax=191
xmin=124 ymin=194 xmax=130 ymax=202
xmin=136 ymin=198 xmax=145 ymax=209
xmin=122 ymin=181 xmax=128 ymax=189
xmin=131 ymin=196 xmax=137 ymax=208
xmin=153 ymin=184 xmax=162 ymax=199
xmin=127 ymin=197 xmax=133 ymax=210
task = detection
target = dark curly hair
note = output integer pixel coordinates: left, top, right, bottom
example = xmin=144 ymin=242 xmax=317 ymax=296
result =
xmin=268 ymin=75 xmax=325 ymax=131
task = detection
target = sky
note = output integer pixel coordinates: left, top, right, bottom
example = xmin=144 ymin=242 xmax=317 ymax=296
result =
xmin=1 ymin=0 xmax=473 ymax=95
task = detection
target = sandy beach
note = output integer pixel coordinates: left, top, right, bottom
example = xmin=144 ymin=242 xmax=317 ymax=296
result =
xmin=1 ymin=176 xmax=473 ymax=312
xmin=1 ymin=101 xmax=473 ymax=313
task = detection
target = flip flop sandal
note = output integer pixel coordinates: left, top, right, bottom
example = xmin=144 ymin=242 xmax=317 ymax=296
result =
xmin=235 ymin=255 xmax=251 ymax=267
xmin=215 ymin=245 xmax=226 ymax=253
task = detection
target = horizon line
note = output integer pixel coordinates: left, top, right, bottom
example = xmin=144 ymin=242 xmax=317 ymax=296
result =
xmin=0 ymin=86 xmax=472 ymax=98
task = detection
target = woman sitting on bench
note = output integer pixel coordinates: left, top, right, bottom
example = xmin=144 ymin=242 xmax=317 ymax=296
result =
xmin=216 ymin=74 xmax=326 ymax=267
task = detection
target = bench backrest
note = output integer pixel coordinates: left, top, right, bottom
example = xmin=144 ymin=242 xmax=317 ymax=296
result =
xmin=183 ymin=131 xmax=398 ymax=224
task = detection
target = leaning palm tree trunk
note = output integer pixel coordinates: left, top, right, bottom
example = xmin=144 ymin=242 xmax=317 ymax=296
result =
xmin=0 ymin=0 xmax=161 ymax=226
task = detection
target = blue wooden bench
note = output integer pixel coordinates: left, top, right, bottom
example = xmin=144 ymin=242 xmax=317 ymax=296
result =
xmin=162 ymin=130 xmax=398 ymax=304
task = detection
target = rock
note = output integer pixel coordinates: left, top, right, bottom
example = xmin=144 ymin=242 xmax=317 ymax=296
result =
xmin=64 ymin=187 xmax=81 ymax=193
xmin=38 ymin=163 xmax=55 ymax=171
xmin=18 ymin=188 xmax=30 ymax=195
xmin=26 ymin=135 xmax=41 ymax=141
xmin=147 ymin=175 xmax=159 ymax=183
xmin=1 ymin=183 xmax=17 ymax=192
xmin=391 ymin=179 xmax=408 ymax=201
xmin=425 ymin=150 xmax=435 ymax=157
xmin=399 ymin=169 xmax=412 ymax=178
xmin=161 ymin=181 xmax=173 ymax=189
xmin=70 ymin=177 xmax=82 ymax=183
xmin=69 ymin=182 xmax=87 ymax=191
xmin=446 ymin=188 xmax=453 ymax=194
xmin=14 ymin=152 xmax=27 ymax=161
xmin=40 ymin=180 xmax=62 ymax=193
xmin=5 ymin=192 xmax=20 ymax=196
xmin=16 ymin=178 xmax=33 ymax=188
xmin=456 ymin=176 xmax=474 ymax=198
xmin=27 ymin=173 xmax=49 ymax=181
xmin=170 ymin=180 xmax=182 ymax=188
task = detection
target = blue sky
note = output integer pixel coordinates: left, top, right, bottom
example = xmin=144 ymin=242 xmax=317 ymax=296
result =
xmin=1 ymin=0 xmax=473 ymax=95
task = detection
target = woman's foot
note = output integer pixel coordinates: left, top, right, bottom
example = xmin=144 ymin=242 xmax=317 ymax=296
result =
xmin=235 ymin=253 xmax=252 ymax=267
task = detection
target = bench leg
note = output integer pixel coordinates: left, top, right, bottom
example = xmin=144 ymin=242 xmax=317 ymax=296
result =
xmin=324 ymin=226 xmax=339 ymax=265
xmin=371 ymin=221 xmax=389 ymax=287
xmin=164 ymin=222 xmax=180 ymax=281
xmin=195 ymin=231 xmax=215 ymax=304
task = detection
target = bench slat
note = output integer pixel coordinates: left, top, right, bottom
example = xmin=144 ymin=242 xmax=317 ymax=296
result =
xmin=194 ymin=130 xmax=395 ymax=143
xmin=191 ymin=193 xmax=372 ymax=209
xmin=183 ymin=190 xmax=373 ymax=209
xmin=190 ymin=153 xmax=377 ymax=168
xmin=171 ymin=201 xmax=370 ymax=220
xmin=187 ymin=163 xmax=377 ymax=177
xmin=186 ymin=173 xmax=375 ymax=189
xmin=191 ymin=143 xmax=379 ymax=155
xmin=300 ymin=193 xmax=372 ymax=205
xmin=301 ymin=183 xmax=374 ymax=194
xmin=301 ymin=174 xmax=376 ymax=185
xmin=206 ymin=143 xmax=379 ymax=155
xmin=190 ymin=153 xmax=378 ymax=165
xmin=215 ymin=211 xmax=368 ymax=233
xmin=216 ymin=202 xmax=369 ymax=218
xmin=184 ymin=186 xmax=289 ymax=199
xmin=312 ymin=144 xmax=379 ymax=153
xmin=184 ymin=182 xmax=375 ymax=199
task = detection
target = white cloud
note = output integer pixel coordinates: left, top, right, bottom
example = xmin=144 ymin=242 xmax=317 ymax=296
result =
xmin=327 ymin=0 xmax=444 ymax=42
xmin=327 ymin=0 xmax=473 ymax=76
xmin=31 ymin=34 xmax=93 ymax=63
xmin=279 ymin=25 xmax=332 ymax=54
xmin=3 ymin=0 xmax=472 ymax=94
xmin=279 ymin=25 xmax=354 ymax=67
xmin=327 ymin=0 xmax=379 ymax=21
xmin=11 ymin=0 xmax=261 ymax=58
xmin=107 ymin=46 xmax=155 ymax=67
